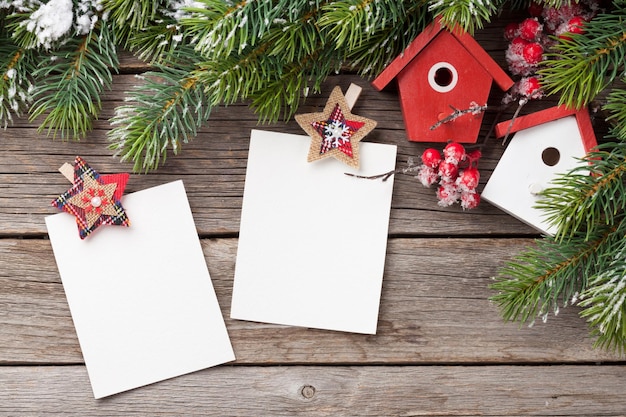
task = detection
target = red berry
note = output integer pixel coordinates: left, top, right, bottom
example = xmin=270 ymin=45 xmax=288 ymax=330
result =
xmin=466 ymin=149 xmax=482 ymax=167
xmin=568 ymin=17 xmax=586 ymax=34
xmin=509 ymin=37 xmax=529 ymax=55
xmin=560 ymin=5 xmax=585 ymax=22
xmin=421 ymin=148 xmax=442 ymax=168
xmin=443 ymin=142 xmax=465 ymax=164
xmin=542 ymin=8 xmax=561 ymax=33
xmin=519 ymin=76 xmax=543 ymax=99
xmin=436 ymin=183 xmax=461 ymax=207
xmin=519 ymin=18 xmax=542 ymax=41
xmin=457 ymin=167 xmax=480 ymax=192
xmin=559 ymin=16 xmax=586 ymax=40
xmin=528 ymin=2 xmax=543 ymax=17
xmin=438 ymin=161 xmax=459 ymax=182
xmin=417 ymin=165 xmax=438 ymax=187
xmin=460 ymin=191 xmax=480 ymax=210
xmin=504 ymin=23 xmax=519 ymax=41
xmin=522 ymin=42 xmax=543 ymax=64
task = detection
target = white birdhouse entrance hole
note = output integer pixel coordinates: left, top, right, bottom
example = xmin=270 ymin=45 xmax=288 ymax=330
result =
xmin=428 ymin=62 xmax=458 ymax=93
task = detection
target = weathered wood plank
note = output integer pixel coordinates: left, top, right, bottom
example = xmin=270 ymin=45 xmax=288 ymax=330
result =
xmin=1 ymin=238 xmax=620 ymax=365
xmin=0 ymin=9 xmax=574 ymax=239
xmin=2 ymin=365 xmax=626 ymax=416
xmin=0 ymin=72 xmax=541 ymax=237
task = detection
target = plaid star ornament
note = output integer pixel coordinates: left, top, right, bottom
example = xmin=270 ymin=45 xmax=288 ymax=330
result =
xmin=52 ymin=156 xmax=130 ymax=239
xmin=295 ymin=86 xmax=377 ymax=168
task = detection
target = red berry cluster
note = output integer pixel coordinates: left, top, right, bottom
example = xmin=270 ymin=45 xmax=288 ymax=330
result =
xmin=503 ymin=1 xmax=600 ymax=105
xmin=417 ymin=142 xmax=482 ymax=210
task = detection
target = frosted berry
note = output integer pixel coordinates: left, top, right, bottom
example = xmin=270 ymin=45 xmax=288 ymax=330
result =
xmin=528 ymin=2 xmax=543 ymax=17
xmin=417 ymin=165 xmax=439 ymax=187
xmin=460 ymin=191 xmax=480 ymax=210
xmin=438 ymin=161 xmax=459 ymax=182
xmin=522 ymin=42 xmax=543 ymax=64
xmin=466 ymin=149 xmax=482 ymax=167
xmin=504 ymin=23 xmax=519 ymax=41
xmin=518 ymin=76 xmax=543 ymax=99
xmin=421 ymin=148 xmax=442 ymax=168
xmin=508 ymin=37 xmax=529 ymax=55
xmin=443 ymin=142 xmax=465 ymax=164
xmin=412 ymin=142 xmax=481 ymax=209
xmin=568 ymin=17 xmax=586 ymax=34
xmin=559 ymin=5 xmax=585 ymax=22
xmin=519 ymin=18 xmax=542 ymax=41
xmin=506 ymin=38 xmax=534 ymax=76
xmin=457 ymin=167 xmax=480 ymax=192
xmin=558 ymin=16 xmax=585 ymax=40
xmin=436 ymin=183 xmax=461 ymax=207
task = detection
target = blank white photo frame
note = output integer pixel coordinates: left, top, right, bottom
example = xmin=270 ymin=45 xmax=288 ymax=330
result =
xmin=231 ymin=129 xmax=397 ymax=334
xmin=46 ymin=180 xmax=235 ymax=398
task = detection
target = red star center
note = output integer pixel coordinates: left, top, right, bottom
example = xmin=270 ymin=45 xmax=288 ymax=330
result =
xmin=311 ymin=103 xmax=365 ymax=158
xmin=67 ymin=176 xmax=119 ymax=228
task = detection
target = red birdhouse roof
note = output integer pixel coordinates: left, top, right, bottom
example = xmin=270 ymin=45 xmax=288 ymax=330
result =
xmin=495 ymin=105 xmax=597 ymax=153
xmin=372 ymin=19 xmax=513 ymax=92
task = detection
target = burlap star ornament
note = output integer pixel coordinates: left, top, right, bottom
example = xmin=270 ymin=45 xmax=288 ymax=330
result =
xmin=295 ymin=86 xmax=377 ymax=169
xmin=52 ymin=156 xmax=130 ymax=239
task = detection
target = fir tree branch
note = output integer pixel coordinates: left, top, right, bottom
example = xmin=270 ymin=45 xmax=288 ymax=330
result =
xmin=263 ymin=10 xmax=322 ymax=62
xmin=183 ymin=0 xmax=283 ymax=59
xmin=604 ymin=81 xmax=626 ymax=140
xmin=127 ymin=17 xmax=187 ymax=65
xmin=193 ymin=2 xmax=338 ymax=122
xmin=341 ymin=0 xmax=430 ymax=76
xmin=28 ymin=24 xmax=118 ymax=140
xmin=319 ymin=0 xmax=409 ymax=51
xmin=0 ymin=38 xmax=34 ymax=128
xmin=249 ymin=44 xmax=342 ymax=122
xmin=490 ymin=223 xmax=620 ymax=326
xmin=193 ymin=44 xmax=277 ymax=109
xmin=108 ymin=62 xmax=212 ymax=172
xmin=4 ymin=7 xmax=43 ymax=50
xmin=103 ymin=0 xmax=166 ymax=47
xmin=579 ymin=226 xmax=626 ymax=354
xmin=539 ymin=6 xmax=626 ymax=108
xmin=429 ymin=0 xmax=503 ymax=34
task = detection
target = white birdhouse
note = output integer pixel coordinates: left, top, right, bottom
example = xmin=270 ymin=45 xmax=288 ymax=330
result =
xmin=481 ymin=106 xmax=597 ymax=235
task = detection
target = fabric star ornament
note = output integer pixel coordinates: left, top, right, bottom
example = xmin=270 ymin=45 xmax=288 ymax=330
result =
xmin=52 ymin=156 xmax=130 ymax=239
xmin=295 ymin=86 xmax=377 ymax=168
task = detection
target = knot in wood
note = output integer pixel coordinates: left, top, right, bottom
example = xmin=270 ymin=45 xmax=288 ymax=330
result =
xmin=300 ymin=384 xmax=316 ymax=399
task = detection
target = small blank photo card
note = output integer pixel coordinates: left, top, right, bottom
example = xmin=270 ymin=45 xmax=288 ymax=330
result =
xmin=46 ymin=180 xmax=235 ymax=399
xmin=231 ymin=129 xmax=397 ymax=335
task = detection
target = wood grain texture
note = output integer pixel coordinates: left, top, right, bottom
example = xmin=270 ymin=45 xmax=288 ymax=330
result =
xmin=0 ymin=71 xmax=548 ymax=237
xmin=3 ymin=365 xmax=626 ymax=416
xmin=2 ymin=11 xmax=622 ymax=416
xmin=1 ymin=238 xmax=620 ymax=365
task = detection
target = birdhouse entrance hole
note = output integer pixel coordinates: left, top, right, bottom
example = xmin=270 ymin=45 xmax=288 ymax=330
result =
xmin=435 ymin=68 xmax=453 ymax=86
xmin=428 ymin=62 xmax=458 ymax=93
xmin=542 ymin=147 xmax=560 ymax=166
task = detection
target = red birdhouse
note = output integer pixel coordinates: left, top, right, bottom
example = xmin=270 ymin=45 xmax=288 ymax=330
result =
xmin=372 ymin=19 xmax=514 ymax=143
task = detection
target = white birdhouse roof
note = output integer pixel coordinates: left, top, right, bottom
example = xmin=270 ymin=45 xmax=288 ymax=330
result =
xmin=495 ymin=105 xmax=597 ymax=153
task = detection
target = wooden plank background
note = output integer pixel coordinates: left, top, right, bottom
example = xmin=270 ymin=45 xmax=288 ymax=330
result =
xmin=2 ymin=10 xmax=625 ymax=416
